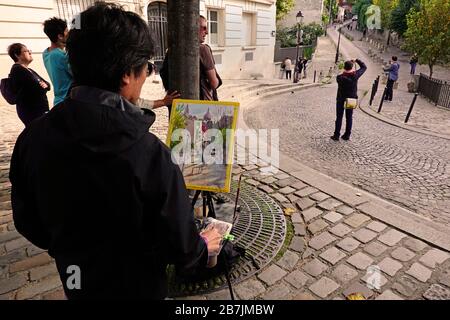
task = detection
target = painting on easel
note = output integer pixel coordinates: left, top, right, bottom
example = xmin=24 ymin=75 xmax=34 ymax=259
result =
xmin=166 ymin=99 xmax=239 ymax=193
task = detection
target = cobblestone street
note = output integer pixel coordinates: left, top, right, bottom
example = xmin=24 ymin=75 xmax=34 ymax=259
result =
xmin=246 ymin=84 xmax=450 ymax=226
xmin=1 ymin=26 xmax=450 ymax=301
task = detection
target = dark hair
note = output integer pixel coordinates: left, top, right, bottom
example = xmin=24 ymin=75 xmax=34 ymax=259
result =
xmin=66 ymin=2 xmax=154 ymax=93
xmin=344 ymin=60 xmax=354 ymax=71
xmin=7 ymin=43 xmax=24 ymax=62
xmin=392 ymin=56 xmax=398 ymax=61
xmin=43 ymin=17 xmax=68 ymax=43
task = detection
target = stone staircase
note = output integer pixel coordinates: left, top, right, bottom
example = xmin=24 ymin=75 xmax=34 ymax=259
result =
xmin=218 ymin=80 xmax=321 ymax=108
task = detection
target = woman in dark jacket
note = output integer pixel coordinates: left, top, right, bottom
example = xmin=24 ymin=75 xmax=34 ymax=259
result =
xmin=7 ymin=43 xmax=51 ymax=126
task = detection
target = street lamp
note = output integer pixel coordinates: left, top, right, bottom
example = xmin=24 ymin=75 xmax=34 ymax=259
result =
xmin=335 ymin=23 xmax=342 ymax=64
xmin=293 ymin=10 xmax=304 ymax=83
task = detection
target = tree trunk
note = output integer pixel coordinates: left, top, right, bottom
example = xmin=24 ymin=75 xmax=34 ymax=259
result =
xmin=167 ymin=0 xmax=199 ymax=100
xmin=429 ymin=64 xmax=433 ymax=78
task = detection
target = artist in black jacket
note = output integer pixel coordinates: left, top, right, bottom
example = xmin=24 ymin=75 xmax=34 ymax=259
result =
xmin=331 ymin=59 xmax=367 ymax=141
xmin=9 ymin=3 xmax=221 ymax=300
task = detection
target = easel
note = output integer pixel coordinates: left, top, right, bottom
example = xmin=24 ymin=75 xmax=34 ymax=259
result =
xmin=191 ymin=190 xmax=216 ymax=219
xmin=189 ymin=184 xmax=243 ymax=301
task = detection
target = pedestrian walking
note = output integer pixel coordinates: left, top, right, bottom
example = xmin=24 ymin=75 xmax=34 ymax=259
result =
xmin=409 ymin=53 xmax=418 ymax=75
xmin=5 ymin=43 xmax=50 ymax=127
xmin=383 ymin=56 xmax=400 ymax=102
xmin=283 ymin=57 xmax=292 ymax=80
xmin=10 ymin=2 xmax=222 ymax=300
xmin=43 ymin=17 xmax=73 ymax=106
xmin=331 ymin=59 xmax=367 ymax=141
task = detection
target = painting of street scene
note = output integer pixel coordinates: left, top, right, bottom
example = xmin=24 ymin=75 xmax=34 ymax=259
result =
xmin=166 ymin=99 xmax=239 ymax=193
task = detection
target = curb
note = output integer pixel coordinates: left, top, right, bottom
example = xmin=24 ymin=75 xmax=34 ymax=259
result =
xmin=359 ymin=103 xmax=450 ymax=141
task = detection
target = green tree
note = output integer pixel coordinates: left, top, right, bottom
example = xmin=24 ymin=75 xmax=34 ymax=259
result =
xmin=403 ymin=0 xmax=450 ymax=77
xmin=352 ymin=0 xmax=372 ymax=30
xmin=169 ymin=106 xmax=187 ymax=149
xmin=372 ymin=0 xmax=397 ymax=30
xmin=390 ymin=0 xmax=419 ymax=35
xmin=323 ymin=0 xmax=339 ymax=24
xmin=276 ymin=23 xmax=324 ymax=47
xmin=276 ymin=0 xmax=295 ymax=21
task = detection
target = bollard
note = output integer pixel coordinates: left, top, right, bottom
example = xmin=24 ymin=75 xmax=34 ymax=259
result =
xmin=405 ymin=93 xmax=419 ymax=123
xmin=369 ymin=81 xmax=376 ymax=106
xmin=378 ymin=87 xmax=388 ymax=113
xmin=313 ymin=70 xmax=317 ymax=83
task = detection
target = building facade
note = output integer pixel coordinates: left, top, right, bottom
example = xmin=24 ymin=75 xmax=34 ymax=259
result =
xmin=0 ymin=0 xmax=277 ymax=102
xmin=142 ymin=0 xmax=276 ymax=79
xmin=0 ymin=0 xmax=140 ymax=105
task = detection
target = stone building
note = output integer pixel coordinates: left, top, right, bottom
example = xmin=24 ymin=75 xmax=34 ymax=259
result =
xmin=0 ymin=0 xmax=278 ymax=105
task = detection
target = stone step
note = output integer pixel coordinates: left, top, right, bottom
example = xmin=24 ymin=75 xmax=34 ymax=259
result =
xmin=221 ymin=83 xmax=320 ymax=108
xmin=256 ymin=83 xmax=321 ymax=100
xmin=222 ymin=82 xmax=315 ymax=102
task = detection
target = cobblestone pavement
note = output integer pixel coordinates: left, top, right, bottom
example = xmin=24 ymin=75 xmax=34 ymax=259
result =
xmin=2 ymin=86 xmax=450 ymax=300
xmin=177 ymin=163 xmax=450 ymax=301
xmin=224 ymin=169 xmax=450 ymax=301
xmin=245 ymin=85 xmax=450 ymax=226
xmin=1 ymin=40 xmax=450 ymax=300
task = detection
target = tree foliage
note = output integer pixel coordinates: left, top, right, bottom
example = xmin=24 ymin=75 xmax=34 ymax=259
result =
xmin=403 ymin=0 xmax=450 ymax=77
xmin=352 ymin=0 xmax=372 ymax=30
xmin=276 ymin=0 xmax=295 ymax=21
xmin=322 ymin=0 xmax=339 ymax=23
xmin=277 ymin=23 xmax=324 ymax=47
xmin=390 ymin=0 xmax=419 ymax=35
xmin=371 ymin=0 xmax=398 ymax=30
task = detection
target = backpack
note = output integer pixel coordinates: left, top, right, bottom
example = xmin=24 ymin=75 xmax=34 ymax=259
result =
xmin=0 ymin=76 xmax=18 ymax=105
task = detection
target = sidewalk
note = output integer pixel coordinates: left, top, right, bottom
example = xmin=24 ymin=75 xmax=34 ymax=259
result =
xmin=329 ymin=26 xmax=450 ymax=139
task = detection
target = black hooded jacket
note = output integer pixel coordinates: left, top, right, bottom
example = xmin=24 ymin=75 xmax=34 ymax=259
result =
xmin=9 ymin=86 xmax=207 ymax=299
xmin=336 ymin=59 xmax=367 ymax=102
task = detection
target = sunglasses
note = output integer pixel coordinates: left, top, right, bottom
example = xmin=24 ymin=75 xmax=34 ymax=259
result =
xmin=147 ymin=62 xmax=156 ymax=77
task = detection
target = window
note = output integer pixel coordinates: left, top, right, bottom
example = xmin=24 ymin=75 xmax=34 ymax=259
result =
xmin=147 ymin=2 xmax=168 ymax=63
xmin=207 ymin=10 xmax=219 ymax=46
xmin=242 ymin=13 xmax=256 ymax=46
xmin=56 ymin=0 xmax=95 ymax=26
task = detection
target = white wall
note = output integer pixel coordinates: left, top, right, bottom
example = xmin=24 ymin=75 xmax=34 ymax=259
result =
xmin=0 ymin=0 xmax=56 ymax=105
xmin=201 ymin=0 xmax=277 ymax=79
xmin=0 ymin=0 xmax=145 ymax=105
